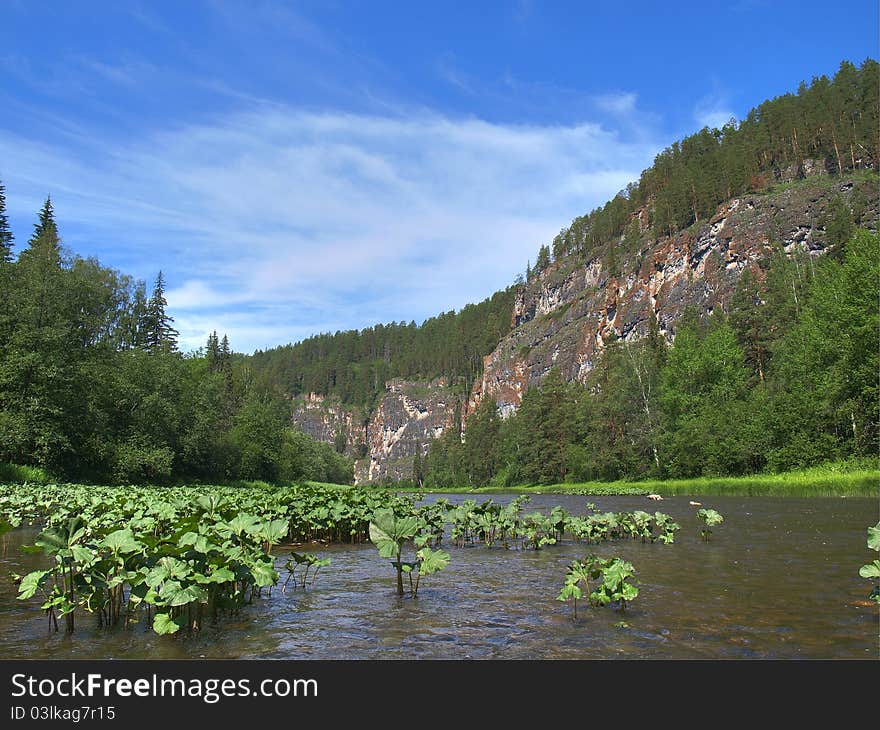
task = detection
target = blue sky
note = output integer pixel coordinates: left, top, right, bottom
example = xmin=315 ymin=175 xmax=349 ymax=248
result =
xmin=1 ymin=1 xmax=876 ymax=353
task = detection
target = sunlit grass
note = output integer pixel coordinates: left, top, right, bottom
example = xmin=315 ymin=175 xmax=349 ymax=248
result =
xmin=394 ymin=460 xmax=880 ymax=497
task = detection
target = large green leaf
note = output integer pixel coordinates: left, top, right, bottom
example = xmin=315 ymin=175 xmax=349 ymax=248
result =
xmin=101 ymin=528 xmax=143 ymax=555
xmin=249 ymin=561 xmax=279 ymax=588
xmin=70 ymin=545 xmax=98 ymax=565
xmin=859 ymin=560 xmax=880 ymax=579
xmin=557 ymin=583 xmax=582 ymax=602
xmin=619 ymin=582 xmax=639 ymax=601
xmin=369 ymin=509 xmax=420 ymax=558
xmin=17 ymin=570 xmax=51 ymax=600
xmin=161 ymin=583 xmax=208 ymax=607
xmin=867 ymin=523 xmax=880 ymax=552
xmin=226 ymin=513 xmax=260 ymax=537
xmin=208 ymin=566 xmax=236 ymax=584
xmin=698 ymin=508 xmax=724 ymax=527
xmin=257 ymin=518 xmax=289 ymax=545
xmin=152 ymin=613 xmax=180 ymax=635
xmin=602 ymin=559 xmax=635 ymax=591
xmin=416 ymin=547 xmax=450 ymax=576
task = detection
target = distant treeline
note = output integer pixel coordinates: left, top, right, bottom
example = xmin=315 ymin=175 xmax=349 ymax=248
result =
xmin=249 ymin=287 xmax=516 ymax=412
xmin=0 ymin=192 xmax=352 ymax=485
xmin=423 ymin=229 xmax=879 ymax=487
xmin=529 ymin=59 xmax=879 ymax=277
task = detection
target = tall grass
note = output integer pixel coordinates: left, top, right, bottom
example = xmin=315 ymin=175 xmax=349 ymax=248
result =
xmin=395 ymin=460 xmax=880 ymax=497
xmin=0 ymin=463 xmax=53 ymax=484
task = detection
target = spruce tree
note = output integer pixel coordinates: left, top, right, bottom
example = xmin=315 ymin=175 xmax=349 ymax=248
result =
xmin=207 ymin=330 xmax=220 ymax=371
xmin=144 ymin=271 xmax=179 ymax=353
xmin=0 ymin=180 xmax=13 ymax=263
xmin=28 ymin=196 xmax=59 ymax=254
xmin=219 ymin=334 xmax=231 ymax=369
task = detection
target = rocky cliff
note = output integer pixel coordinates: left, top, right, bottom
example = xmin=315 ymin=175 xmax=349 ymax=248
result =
xmin=291 ymin=393 xmax=367 ymax=457
xmin=467 ymin=172 xmax=878 ymax=418
xmin=293 ymin=171 xmax=877 ymax=483
xmin=354 ymin=378 xmax=463 ymax=484
xmin=292 ymin=379 xmax=464 ymax=485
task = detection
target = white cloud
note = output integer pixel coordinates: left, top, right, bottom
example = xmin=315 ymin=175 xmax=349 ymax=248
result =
xmin=0 ymin=106 xmax=661 ymax=352
xmin=694 ymin=93 xmax=736 ymax=130
xmin=594 ymin=92 xmax=638 ymax=116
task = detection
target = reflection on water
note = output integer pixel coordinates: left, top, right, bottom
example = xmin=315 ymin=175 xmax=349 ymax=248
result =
xmin=1 ymin=495 xmax=877 ymax=659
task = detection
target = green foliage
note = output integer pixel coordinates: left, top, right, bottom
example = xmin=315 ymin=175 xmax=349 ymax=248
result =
xmin=697 ymin=508 xmax=724 ymax=541
xmin=588 ymin=557 xmax=639 ymax=612
xmin=5 ymin=481 xmax=421 ymax=633
xmin=282 ymin=552 xmax=331 ymax=592
xmin=537 ymin=60 xmax=878 ymax=263
xmin=559 ymin=556 xmax=640 ymax=616
xmin=859 ymin=521 xmax=880 ymax=604
xmin=423 ymin=227 xmax=878 ymax=491
xmin=248 ymin=287 xmax=516 ymax=412
xmin=0 ymin=463 xmax=52 ymax=484
xmin=368 ymin=507 xmax=449 ymax=597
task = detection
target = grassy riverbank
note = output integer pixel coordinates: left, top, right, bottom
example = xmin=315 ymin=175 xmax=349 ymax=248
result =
xmin=390 ymin=461 xmax=880 ymax=497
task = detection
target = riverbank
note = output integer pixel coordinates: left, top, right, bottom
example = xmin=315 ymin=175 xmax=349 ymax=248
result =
xmin=388 ymin=462 xmax=880 ymax=497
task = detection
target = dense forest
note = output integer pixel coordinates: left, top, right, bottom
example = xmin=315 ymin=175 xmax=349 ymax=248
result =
xmin=424 ymin=227 xmax=879 ymax=487
xmin=529 ymin=58 xmax=878 ymax=276
xmin=0 ymin=191 xmax=352 ymax=485
xmin=249 ymin=288 xmax=516 ymax=412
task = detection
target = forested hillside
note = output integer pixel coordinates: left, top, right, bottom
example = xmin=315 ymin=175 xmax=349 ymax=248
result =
xmin=249 ymin=287 xmax=516 ymax=412
xmin=0 ymin=194 xmax=352 ymax=485
xmin=528 ymin=58 xmax=878 ymax=276
xmin=424 ymin=59 xmax=880 ymax=487
xmin=425 ymin=228 xmax=879 ymax=487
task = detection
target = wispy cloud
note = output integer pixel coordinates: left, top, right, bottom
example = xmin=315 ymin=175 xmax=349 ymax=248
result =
xmin=594 ymin=92 xmax=638 ymax=116
xmin=694 ymin=92 xmax=736 ymax=130
xmin=435 ymin=54 xmax=478 ymax=95
xmin=0 ymin=105 xmax=660 ymax=353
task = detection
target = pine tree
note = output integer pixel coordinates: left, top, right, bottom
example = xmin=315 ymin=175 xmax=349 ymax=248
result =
xmin=822 ymin=195 xmax=854 ymax=256
xmin=535 ymin=244 xmax=551 ymax=272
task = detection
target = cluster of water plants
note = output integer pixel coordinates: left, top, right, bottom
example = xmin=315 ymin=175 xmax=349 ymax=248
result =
xmin=282 ymin=552 xmax=331 ymax=592
xmin=557 ymin=556 xmax=640 ymax=618
xmin=442 ymin=497 xmax=681 ymax=549
xmin=1 ymin=482 xmax=413 ymax=634
xmin=2 ymin=483 xmax=736 ymax=633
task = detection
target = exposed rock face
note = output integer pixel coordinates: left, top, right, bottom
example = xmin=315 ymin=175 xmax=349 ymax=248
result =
xmin=354 ymin=378 xmax=463 ymax=484
xmin=292 ymin=173 xmax=877 ymax=483
xmin=468 ymin=174 xmax=878 ymax=418
xmin=291 ymin=393 xmax=366 ymax=457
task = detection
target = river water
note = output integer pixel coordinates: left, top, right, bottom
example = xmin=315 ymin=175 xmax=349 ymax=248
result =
xmin=1 ymin=494 xmax=877 ymax=659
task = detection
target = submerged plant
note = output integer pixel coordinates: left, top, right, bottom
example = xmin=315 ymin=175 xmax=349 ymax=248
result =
xmin=652 ymin=512 xmax=680 ymax=544
xmin=282 ymin=552 xmax=331 ymax=592
xmin=556 ymin=556 xmax=600 ymax=619
xmin=859 ymin=521 xmax=880 ymax=604
xmin=410 ymin=541 xmax=450 ymax=597
xmin=558 ymin=556 xmax=639 ymax=617
xmin=369 ymin=508 xmax=450 ymax=597
xmin=589 ymin=557 xmax=639 ymax=613
xmin=697 ymin=508 xmax=724 ymax=542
